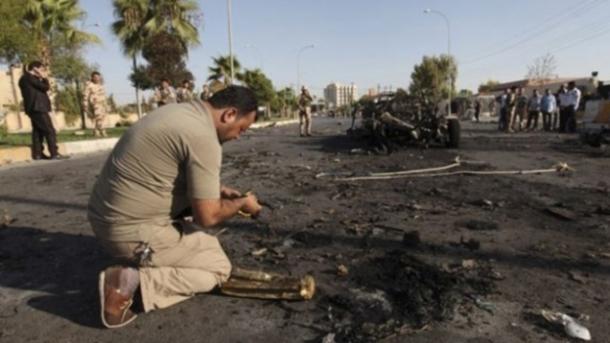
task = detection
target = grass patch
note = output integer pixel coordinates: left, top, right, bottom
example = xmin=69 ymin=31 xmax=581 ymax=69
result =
xmin=0 ymin=127 xmax=130 ymax=149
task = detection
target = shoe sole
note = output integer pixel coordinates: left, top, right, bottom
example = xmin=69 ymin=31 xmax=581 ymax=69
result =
xmin=99 ymin=270 xmax=137 ymax=329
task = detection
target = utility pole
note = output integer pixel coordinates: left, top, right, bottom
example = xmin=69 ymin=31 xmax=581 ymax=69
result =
xmin=227 ymin=0 xmax=235 ymax=83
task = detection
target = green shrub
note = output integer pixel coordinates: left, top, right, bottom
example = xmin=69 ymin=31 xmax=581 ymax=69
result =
xmin=54 ymin=86 xmax=81 ymax=125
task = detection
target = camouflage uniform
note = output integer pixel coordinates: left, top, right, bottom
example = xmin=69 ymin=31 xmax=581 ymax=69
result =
xmin=83 ymin=81 xmax=108 ymax=137
xmin=154 ymin=86 xmax=177 ymax=107
xmin=200 ymin=85 xmax=212 ymax=101
xmin=511 ymin=93 xmax=528 ymax=131
xmin=176 ymin=87 xmax=194 ymax=103
xmin=298 ymin=90 xmax=313 ymax=136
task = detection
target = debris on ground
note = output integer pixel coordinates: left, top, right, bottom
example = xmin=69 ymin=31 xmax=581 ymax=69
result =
xmin=337 ymin=264 xmax=349 ymax=277
xmin=323 ymin=250 xmax=495 ymax=342
xmin=540 ymin=310 xmax=592 ymax=341
xmin=567 ymin=270 xmax=588 ymax=284
xmin=455 ymin=219 xmax=499 ymax=231
xmin=461 ymin=259 xmax=477 ymax=269
xmin=251 ymin=248 xmax=268 ymax=257
xmin=470 ymin=199 xmax=494 ymax=208
xmin=459 ymin=237 xmax=481 ymax=251
xmin=321 ymin=333 xmax=336 ymax=343
xmin=545 ymin=206 xmax=578 ymax=221
xmin=1 ymin=210 xmax=15 ymax=228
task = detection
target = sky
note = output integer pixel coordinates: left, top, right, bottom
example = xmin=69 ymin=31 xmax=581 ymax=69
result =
xmin=79 ymin=0 xmax=610 ymax=104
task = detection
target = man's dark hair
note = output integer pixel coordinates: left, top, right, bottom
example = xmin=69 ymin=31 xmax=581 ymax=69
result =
xmin=208 ymin=85 xmax=259 ymax=120
xmin=160 ymin=78 xmax=170 ymax=84
xmin=91 ymin=71 xmax=101 ymax=78
xmin=27 ymin=61 xmax=44 ymax=71
xmin=182 ymin=79 xmax=191 ymax=85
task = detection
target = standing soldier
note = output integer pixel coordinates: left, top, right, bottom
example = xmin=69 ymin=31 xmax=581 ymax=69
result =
xmin=505 ymin=87 xmax=517 ymax=132
xmin=176 ymin=80 xmax=194 ymax=103
xmin=83 ymin=71 xmax=109 ymax=137
xmin=511 ymin=87 xmax=528 ymax=132
xmin=200 ymin=84 xmax=212 ymax=101
xmin=298 ymin=86 xmax=313 ymax=136
xmin=154 ymin=79 xmax=176 ymax=107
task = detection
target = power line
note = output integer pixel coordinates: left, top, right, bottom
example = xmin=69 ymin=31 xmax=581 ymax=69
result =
xmin=542 ymin=12 xmax=610 ymax=51
xmin=460 ymin=0 xmax=606 ymax=65
xmin=548 ymin=25 xmax=610 ymax=53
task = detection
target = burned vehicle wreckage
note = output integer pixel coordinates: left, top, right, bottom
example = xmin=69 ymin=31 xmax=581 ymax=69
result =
xmin=348 ymin=92 xmax=461 ymax=153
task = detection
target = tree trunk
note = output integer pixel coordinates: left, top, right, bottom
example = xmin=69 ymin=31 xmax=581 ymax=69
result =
xmin=75 ymin=79 xmax=86 ymax=129
xmin=8 ymin=65 xmax=23 ymax=129
xmin=133 ymin=56 xmax=143 ymax=119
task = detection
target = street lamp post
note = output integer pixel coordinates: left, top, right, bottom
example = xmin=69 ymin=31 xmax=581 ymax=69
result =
xmin=424 ymin=8 xmax=452 ymax=115
xmin=297 ymin=44 xmax=314 ymax=92
xmin=227 ymin=0 xmax=235 ymax=83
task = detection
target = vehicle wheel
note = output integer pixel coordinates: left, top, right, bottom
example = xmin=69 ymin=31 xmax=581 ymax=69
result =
xmin=446 ymin=118 xmax=460 ymax=148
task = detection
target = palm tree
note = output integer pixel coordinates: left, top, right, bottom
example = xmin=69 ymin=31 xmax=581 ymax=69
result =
xmin=208 ymin=55 xmax=243 ymax=85
xmin=145 ymin=0 xmax=200 ymax=48
xmin=23 ymin=0 xmax=100 ymax=66
xmin=112 ymin=0 xmax=149 ymax=118
xmin=112 ymin=0 xmax=201 ymax=117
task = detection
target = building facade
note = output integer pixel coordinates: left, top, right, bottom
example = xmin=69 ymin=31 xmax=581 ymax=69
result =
xmin=324 ymin=82 xmax=358 ymax=109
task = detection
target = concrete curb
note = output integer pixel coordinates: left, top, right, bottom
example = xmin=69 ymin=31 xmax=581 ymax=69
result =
xmin=250 ymin=119 xmax=299 ymax=129
xmin=0 ymin=119 xmax=299 ymax=166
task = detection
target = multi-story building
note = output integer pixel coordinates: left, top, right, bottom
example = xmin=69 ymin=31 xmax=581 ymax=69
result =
xmin=324 ymin=82 xmax=358 ymax=109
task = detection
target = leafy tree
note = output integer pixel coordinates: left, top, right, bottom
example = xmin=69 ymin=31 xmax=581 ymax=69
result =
xmin=0 ymin=0 xmax=39 ymax=64
xmin=478 ymin=79 xmax=500 ymax=93
xmin=108 ymin=94 xmax=119 ymax=113
xmin=112 ymin=0 xmax=200 ymax=117
xmin=112 ymin=0 xmax=149 ymax=117
xmin=23 ymin=0 xmax=100 ymax=66
xmin=208 ymin=55 xmax=243 ymax=85
xmin=458 ymin=89 xmax=473 ymax=97
xmin=144 ymin=0 xmax=200 ymax=47
xmin=54 ymin=85 xmax=81 ymax=125
xmin=409 ymin=54 xmax=457 ymax=104
xmin=138 ymin=31 xmax=193 ymax=88
xmin=241 ymin=69 xmax=275 ymax=106
xmin=272 ymin=87 xmax=297 ymax=117
xmin=526 ymin=53 xmax=556 ymax=85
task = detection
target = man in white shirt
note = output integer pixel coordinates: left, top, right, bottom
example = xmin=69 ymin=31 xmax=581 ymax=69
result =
xmin=565 ymin=81 xmax=581 ymax=133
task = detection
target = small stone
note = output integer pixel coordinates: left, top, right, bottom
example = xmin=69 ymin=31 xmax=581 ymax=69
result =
xmin=337 ymin=264 xmax=349 ymax=276
xmin=462 ymin=259 xmax=477 ymax=269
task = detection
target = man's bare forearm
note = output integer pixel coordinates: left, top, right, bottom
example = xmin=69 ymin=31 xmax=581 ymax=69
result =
xmin=215 ymin=198 xmax=248 ymax=223
xmin=193 ymin=197 xmax=247 ymax=228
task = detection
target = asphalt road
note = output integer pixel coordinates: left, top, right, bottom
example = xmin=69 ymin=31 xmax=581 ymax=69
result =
xmin=0 ymin=117 xmax=609 ymax=342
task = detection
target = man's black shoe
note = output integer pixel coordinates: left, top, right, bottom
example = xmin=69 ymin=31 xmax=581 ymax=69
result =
xmin=32 ymin=154 xmax=51 ymax=161
xmin=50 ymin=154 xmax=70 ymax=160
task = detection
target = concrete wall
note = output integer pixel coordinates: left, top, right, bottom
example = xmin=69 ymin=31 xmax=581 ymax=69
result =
xmin=3 ymin=111 xmax=139 ymax=133
xmin=0 ymin=65 xmax=23 ymax=112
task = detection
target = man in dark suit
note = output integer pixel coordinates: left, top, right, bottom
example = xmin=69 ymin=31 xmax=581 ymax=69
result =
xmin=18 ymin=61 xmax=62 ymax=160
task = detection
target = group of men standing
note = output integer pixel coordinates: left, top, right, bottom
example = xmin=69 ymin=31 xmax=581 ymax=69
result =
xmin=153 ymin=79 xmax=214 ymax=108
xmin=496 ymin=81 xmax=581 ymax=133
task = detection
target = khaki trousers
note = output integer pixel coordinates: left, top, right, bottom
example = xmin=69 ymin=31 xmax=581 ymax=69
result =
xmin=92 ymin=220 xmax=232 ymax=312
xmin=299 ymin=108 xmax=312 ymax=135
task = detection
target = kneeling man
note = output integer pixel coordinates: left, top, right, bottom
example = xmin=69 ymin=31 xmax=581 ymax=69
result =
xmin=88 ymin=86 xmax=262 ymax=328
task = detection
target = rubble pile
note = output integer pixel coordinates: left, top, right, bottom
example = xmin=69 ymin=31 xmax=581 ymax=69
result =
xmin=324 ymin=250 xmax=495 ymax=342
